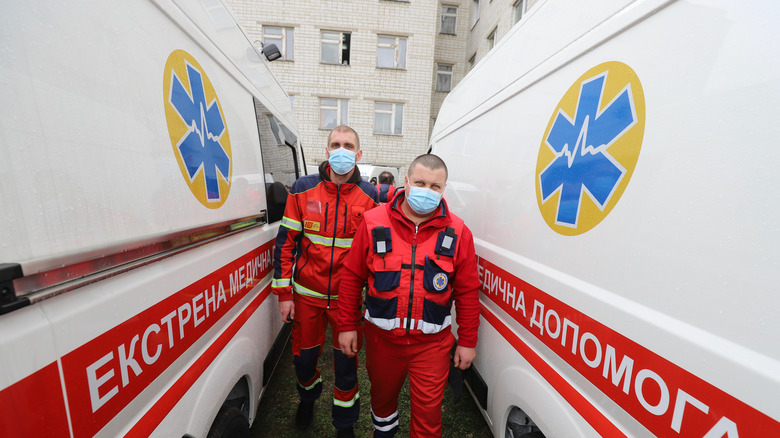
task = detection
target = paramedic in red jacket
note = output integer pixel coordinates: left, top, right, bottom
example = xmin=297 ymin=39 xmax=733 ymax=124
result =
xmin=273 ymin=125 xmax=379 ymax=438
xmin=375 ymin=170 xmax=398 ymax=203
xmin=338 ymin=154 xmax=480 ymax=437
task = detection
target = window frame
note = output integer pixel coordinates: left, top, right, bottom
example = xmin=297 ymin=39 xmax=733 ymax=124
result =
xmin=513 ymin=0 xmax=527 ymax=24
xmin=376 ymin=35 xmax=407 ymax=70
xmin=436 ymin=64 xmax=453 ymax=92
xmin=374 ymin=102 xmax=404 ymax=135
xmin=262 ymin=25 xmax=294 ymax=61
xmin=319 ymin=97 xmax=349 ymax=130
xmin=321 ymin=30 xmax=351 ymax=65
xmin=487 ymin=27 xmax=497 ymax=51
xmin=440 ymin=5 xmax=458 ymax=35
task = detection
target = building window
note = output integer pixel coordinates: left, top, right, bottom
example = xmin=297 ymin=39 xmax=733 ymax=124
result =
xmin=321 ymin=31 xmax=351 ymax=65
xmin=487 ymin=28 xmax=497 ymax=51
xmin=262 ymin=26 xmax=294 ymax=61
xmin=377 ymin=35 xmax=407 ymax=69
xmin=374 ymin=102 xmax=403 ymax=135
xmin=440 ymin=5 xmax=457 ymax=35
xmin=436 ymin=64 xmax=453 ymax=92
xmin=513 ymin=0 xmax=526 ymax=24
xmin=468 ymin=53 xmax=476 ymax=71
xmin=319 ymin=98 xmax=349 ymax=129
xmin=471 ymin=0 xmax=480 ymax=27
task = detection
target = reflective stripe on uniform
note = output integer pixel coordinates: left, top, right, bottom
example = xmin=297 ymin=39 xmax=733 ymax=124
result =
xmin=293 ymin=281 xmax=333 ymax=299
xmin=272 ymin=278 xmax=291 ymax=288
xmin=333 ymin=392 xmax=360 ymax=408
xmin=364 ymin=312 xmax=401 ymax=330
xmin=304 ymin=232 xmax=353 ymax=248
xmin=417 ymin=316 xmax=451 ymax=334
xmin=372 ymin=409 xmax=400 ymax=432
xmin=281 ymin=217 xmax=303 ymax=231
xmin=298 ymin=376 xmax=323 ymax=391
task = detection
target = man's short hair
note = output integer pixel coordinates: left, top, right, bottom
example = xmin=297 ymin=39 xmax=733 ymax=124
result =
xmin=378 ymin=171 xmax=395 ymax=185
xmin=407 ymin=154 xmax=448 ymax=181
xmin=328 ymin=125 xmax=360 ymax=149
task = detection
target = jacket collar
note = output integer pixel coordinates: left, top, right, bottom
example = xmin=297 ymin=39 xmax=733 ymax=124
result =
xmin=389 ymin=189 xmax=452 ymax=231
xmin=318 ymin=161 xmax=363 ymax=193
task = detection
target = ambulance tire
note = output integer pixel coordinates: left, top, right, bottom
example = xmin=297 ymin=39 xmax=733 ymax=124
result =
xmin=207 ymin=405 xmax=251 ymax=438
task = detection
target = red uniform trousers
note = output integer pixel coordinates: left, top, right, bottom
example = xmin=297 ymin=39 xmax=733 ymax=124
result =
xmin=364 ymin=321 xmax=455 ymax=438
xmin=291 ymin=297 xmax=361 ymax=430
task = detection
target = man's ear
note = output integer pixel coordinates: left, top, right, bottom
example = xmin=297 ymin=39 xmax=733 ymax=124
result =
xmin=355 ymin=149 xmax=363 ymax=162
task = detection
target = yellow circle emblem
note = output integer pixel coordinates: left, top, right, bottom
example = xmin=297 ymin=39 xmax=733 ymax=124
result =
xmin=536 ymin=61 xmax=645 ymax=235
xmin=163 ymin=50 xmax=232 ymax=209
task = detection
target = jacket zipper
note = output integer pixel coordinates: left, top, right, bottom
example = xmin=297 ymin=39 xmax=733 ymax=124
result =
xmin=326 ymin=186 xmax=341 ymax=308
xmin=406 ymin=224 xmax=419 ymax=332
xmin=343 ymin=202 xmax=348 ymax=233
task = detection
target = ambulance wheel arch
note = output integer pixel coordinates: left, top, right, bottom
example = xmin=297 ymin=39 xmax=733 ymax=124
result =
xmin=494 ymin=366 xmax=594 ymax=438
xmin=207 ymin=405 xmax=250 ymax=438
xmin=186 ymin=328 xmax=264 ymax=436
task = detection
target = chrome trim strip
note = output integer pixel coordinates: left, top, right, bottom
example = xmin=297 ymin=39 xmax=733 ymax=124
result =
xmin=12 ymin=214 xmax=267 ymax=302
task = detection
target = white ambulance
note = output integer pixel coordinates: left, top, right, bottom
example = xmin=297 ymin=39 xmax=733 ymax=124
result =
xmin=431 ymin=1 xmax=780 ymax=437
xmin=0 ymin=1 xmax=301 ymax=436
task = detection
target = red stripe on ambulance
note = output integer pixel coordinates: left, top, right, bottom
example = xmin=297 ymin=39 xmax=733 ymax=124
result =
xmin=127 ymin=282 xmax=272 ymax=436
xmin=59 ymin=241 xmax=274 ymax=438
xmin=0 ymin=361 xmax=70 ymax=437
xmin=478 ymin=257 xmax=780 ymax=437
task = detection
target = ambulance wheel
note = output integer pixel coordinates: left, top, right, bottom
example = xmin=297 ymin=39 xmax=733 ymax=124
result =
xmin=207 ymin=405 xmax=251 ymax=438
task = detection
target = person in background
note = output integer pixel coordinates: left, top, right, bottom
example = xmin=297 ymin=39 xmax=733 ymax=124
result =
xmin=375 ymin=170 xmax=397 ymax=204
xmin=338 ymin=154 xmax=480 ymax=437
xmin=272 ymin=125 xmax=379 ymax=438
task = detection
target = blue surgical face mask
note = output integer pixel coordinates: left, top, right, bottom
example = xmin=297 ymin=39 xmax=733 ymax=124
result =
xmin=328 ymin=147 xmax=356 ymax=175
xmin=406 ymin=186 xmax=443 ymax=215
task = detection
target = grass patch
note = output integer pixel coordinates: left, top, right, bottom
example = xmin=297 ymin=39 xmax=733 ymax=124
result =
xmin=251 ymin=327 xmax=493 ymax=437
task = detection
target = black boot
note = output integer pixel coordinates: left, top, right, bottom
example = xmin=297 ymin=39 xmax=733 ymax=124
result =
xmin=295 ymin=400 xmax=315 ymax=429
xmin=336 ymin=426 xmax=355 ymax=438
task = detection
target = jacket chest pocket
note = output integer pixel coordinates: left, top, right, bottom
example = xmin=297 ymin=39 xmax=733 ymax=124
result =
xmin=304 ymin=200 xmax=326 ymax=234
xmin=372 ymin=256 xmax=402 ymax=292
xmin=423 ymin=257 xmax=454 ymax=293
xmin=346 ymin=206 xmax=366 ymax=235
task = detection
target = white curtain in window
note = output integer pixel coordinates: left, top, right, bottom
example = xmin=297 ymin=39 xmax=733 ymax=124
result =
xmin=321 ymin=31 xmax=340 ymax=64
xmin=375 ymin=102 xmax=392 ymax=133
xmin=441 ymin=6 xmax=457 ymax=34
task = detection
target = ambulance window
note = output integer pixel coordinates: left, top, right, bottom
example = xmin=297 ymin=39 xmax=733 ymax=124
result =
xmin=254 ymin=97 xmax=299 ymax=223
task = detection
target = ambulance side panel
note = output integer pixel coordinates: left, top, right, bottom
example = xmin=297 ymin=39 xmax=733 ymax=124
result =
xmin=0 ymin=0 xmax=298 ymax=436
xmin=436 ymin=1 xmax=780 ymax=437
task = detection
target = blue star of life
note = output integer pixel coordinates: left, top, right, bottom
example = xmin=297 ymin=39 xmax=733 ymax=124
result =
xmin=540 ymin=73 xmax=636 ymax=226
xmin=170 ymin=64 xmax=230 ymax=202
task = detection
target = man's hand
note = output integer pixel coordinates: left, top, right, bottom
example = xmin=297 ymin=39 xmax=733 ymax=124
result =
xmin=452 ymin=345 xmax=476 ymax=370
xmin=278 ymin=300 xmax=295 ymax=323
xmin=338 ymin=330 xmax=359 ymax=357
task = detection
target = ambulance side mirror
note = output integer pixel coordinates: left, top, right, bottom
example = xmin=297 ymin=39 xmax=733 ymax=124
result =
xmin=259 ymin=42 xmax=282 ymax=62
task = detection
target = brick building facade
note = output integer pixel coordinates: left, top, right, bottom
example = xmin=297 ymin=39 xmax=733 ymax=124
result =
xmin=226 ymin=0 xmax=536 ymax=175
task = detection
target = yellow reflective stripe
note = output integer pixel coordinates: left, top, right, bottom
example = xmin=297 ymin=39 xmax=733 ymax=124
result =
xmin=333 ymin=392 xmax=360 ymax=408
xmin=281 ymin=217 xmax=302 ymax=231
xmin=333 ymin=237 xmax=353 ymax=248
xmin=272 ymin=278 xmax=291 ymax=288
xmin=298 ymin=376 xmax=323 ymax=391
xmin=293 ymin=281 xmax=333 ymax=299
xmin=303 ymin=232 xmax=353 ymax=248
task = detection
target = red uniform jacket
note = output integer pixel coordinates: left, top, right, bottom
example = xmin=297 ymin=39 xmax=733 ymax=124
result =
xmin=272 ymin=162 xmax=379 ymax=308
xmin=375 ymin=183 xmax=398 ymax=203
xmin=338 ymin=190 xmax=480 ymax=348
